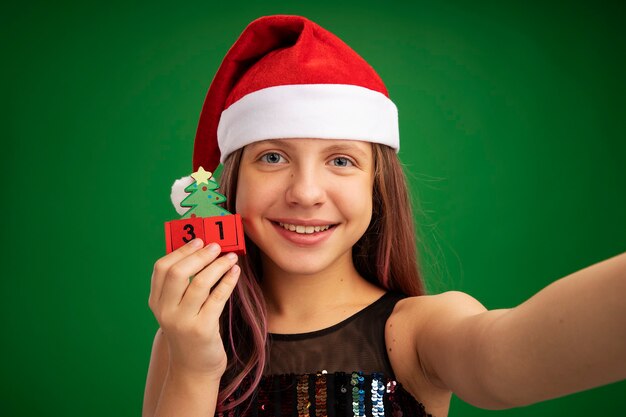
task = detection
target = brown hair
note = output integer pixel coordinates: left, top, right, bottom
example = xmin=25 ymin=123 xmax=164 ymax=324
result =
xmin=215 ymin=143 xmax=426 ymax=412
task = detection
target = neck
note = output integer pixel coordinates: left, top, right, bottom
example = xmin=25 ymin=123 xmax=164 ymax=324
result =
xmin=259 ymin=251 xmax=385 ymax=329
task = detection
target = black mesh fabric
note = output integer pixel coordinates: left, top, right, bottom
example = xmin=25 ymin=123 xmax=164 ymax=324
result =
xmin=265 ymin=292 xmax=406 ymax=377
xmin=221 ymin=292 xmax=435 ymax=417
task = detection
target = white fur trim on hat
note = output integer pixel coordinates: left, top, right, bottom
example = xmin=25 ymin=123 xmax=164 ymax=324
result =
xmin=170 ymin=175 xmax=194 ymax=216
xmin=217 ymin=84 xmax=399 ymax=162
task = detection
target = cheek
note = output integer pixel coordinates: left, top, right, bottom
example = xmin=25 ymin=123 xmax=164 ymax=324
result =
xmin=235 ymin=183 xmax=259 ymax=218
xmin=360 ymin=181 xmax=375 ymax=225
xmin=235 ymin=174 xmax=281 ymax=217
xmin=234 ymin=184 xmax=247 ymax=215
xmin=359 ymin=195 xmax=374 ymax=227
xmin=336 ymin=179 xmax=373 ymax=224
xmin=235 ymin=180 xmax=263 ymax=243
xmin=234 ymin=167 xmax=256 ymax=215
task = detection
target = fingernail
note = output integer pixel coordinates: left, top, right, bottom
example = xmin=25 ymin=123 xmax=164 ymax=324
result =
xmin=207 ymin=243 xmax=220 ymax=252
xmin=190 ymin=238 xmax=203 ymax=248
xmin=226 ymin=252 xmax=237 ymax=261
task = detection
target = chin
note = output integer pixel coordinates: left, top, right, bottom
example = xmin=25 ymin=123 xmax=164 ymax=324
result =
xmin=275 ymin=261 xmax=329 ymax=276
xmin=263 ymin=248 xmax=352 ymax=277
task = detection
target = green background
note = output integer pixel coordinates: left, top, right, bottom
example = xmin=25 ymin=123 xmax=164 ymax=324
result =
xmin=2 ymin=0 xmax=625 ymax=416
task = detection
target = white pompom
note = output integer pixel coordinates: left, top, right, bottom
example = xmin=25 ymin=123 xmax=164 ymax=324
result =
xmin=170 ymin=176 xmax=195 ymax=216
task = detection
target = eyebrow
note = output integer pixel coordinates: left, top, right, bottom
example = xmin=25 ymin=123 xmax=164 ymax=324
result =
xmin=249 ymin=139 xmax=370 ymax=158
xmin=321 ymin=144 xmax=370 ymax=159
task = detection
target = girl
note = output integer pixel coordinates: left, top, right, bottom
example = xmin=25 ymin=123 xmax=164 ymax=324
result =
xmin=143 ymin=15 xmax=626 ymax=417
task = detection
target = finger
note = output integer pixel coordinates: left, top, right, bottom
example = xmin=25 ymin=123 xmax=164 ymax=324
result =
xmin=150 ymin=238 xmax=204 ymax=308
xmin=199 ymin=264 xmax=241 ymax=319
xmin=178 ymin=252 xmax=239 ymax=316
xmin=159 ymin=242 xmax=223 ymax=308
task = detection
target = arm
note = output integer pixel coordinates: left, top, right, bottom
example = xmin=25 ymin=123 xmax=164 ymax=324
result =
xmin=416 ymin=251 xmax=626 ymax=409
xmin=144 ymin=240 xmax=241 ymax=416
xmin=143 ymin=328 xmax=221 ymax=417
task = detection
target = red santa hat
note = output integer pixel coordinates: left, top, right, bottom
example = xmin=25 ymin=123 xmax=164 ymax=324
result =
xmin=192 ymin=15 xmax=399 ymax=172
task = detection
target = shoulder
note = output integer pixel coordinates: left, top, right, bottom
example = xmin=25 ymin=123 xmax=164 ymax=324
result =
xmin=408 ymin=290 xmax=486 ymax=315
xmin=387 ymin=291 xmax=487 ymax=338
xmin=384 ymin=292 xmax=488 ymax=394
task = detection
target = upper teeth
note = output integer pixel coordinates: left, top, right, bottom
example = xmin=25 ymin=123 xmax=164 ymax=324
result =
xmin=278 ymin=222 xmax=331 ymax=234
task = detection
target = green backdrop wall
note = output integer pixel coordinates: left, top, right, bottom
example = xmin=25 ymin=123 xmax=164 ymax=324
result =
xmin=2 ymin=1 xmax=625 ymax=416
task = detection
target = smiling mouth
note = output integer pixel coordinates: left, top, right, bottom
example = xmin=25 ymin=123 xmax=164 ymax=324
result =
xmin=275 ymin=222 xmax=336 ymax=234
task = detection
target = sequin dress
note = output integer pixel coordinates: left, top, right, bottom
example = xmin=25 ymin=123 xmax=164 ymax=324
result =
xmin=220 ymin=292 xmax=433 ymax=417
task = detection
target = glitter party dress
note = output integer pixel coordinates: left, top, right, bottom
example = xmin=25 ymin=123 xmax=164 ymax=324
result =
xmin=218 ymin=292 xmax=433 ymax=417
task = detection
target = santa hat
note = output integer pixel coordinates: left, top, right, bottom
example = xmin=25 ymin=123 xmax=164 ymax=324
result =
xmin=192 ymin=15 xmax=399 ymax=172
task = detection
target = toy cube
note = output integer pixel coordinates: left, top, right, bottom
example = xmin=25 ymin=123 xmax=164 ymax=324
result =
xmin=165 ymin=217 xmax=206 ymax=253
xmin=214 ymin=214 xmax=246 ymax=255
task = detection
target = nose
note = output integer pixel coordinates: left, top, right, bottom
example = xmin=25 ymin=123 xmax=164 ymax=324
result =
xmin=285 ymin=164 xmax=326 ymax=208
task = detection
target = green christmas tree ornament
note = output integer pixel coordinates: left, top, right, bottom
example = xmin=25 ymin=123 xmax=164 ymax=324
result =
xmin=171 ymin=166 xmax=231 ymax=218
xmin=180 ymin=169 xmax=229 ymax=218
xmin=165 ymin=167 xmax=245 ymax=255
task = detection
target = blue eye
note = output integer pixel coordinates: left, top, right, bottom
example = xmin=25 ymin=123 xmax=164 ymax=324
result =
xmin=260 ymin=152 xmax=285 ymax=164
xmin=331 ymin=157 xmax=353 ymax=167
